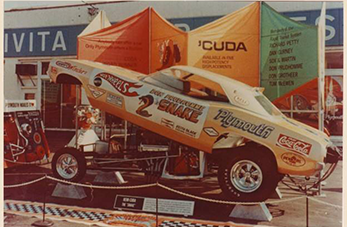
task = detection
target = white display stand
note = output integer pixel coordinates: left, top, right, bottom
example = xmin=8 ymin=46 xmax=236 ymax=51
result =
xmin=270 ymin=187 xmax=283 ymax=199
xmin=51 ymin=183 xmax=87 ymax=200
xmin=93 ymin=171 xmax=126 ymax=185
xmin=67 ymin=129 xmax=100 ymax=151
xmin=230 ymin=203 xmax=272 ymax=221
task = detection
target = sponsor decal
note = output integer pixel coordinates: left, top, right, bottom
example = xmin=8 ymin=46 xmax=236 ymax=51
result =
xmin=214 ymin=109 xmax=274 ymax=139
xmin=136 ymin=95 xmax=154 ymax=117
xmin=87 ymin=85 xmax=105 ymax=99
xmin=106 ymin=93 xmax=123 ymax=107
xmin=128 ymin=88 xmax=208 ymax=139
xmin=198 ymin=40 xmax=247 ymax=52
xmin=203 ymin=127 xmax=219 ymax=137
xmin=175 ymin=125 xmax=197 ymax=138
xmin=93 ymin=77 xmax=102 ymax=87
xmin=234 ymin=95 xmax=249 ymax=106
xmin=157 ymin=94 xmax=205 ymax=124
xmin=33 ymin=132 xmax=42 ymax=144
xmin=149 ymin=88 xmax=165 ymax=97
xmin=276 ymin=134 xmax=312 ymax=155
xmin=281 ymin=152 xmax=306 ymax=167
xmin=95 ymin=72 xmax=142 ymax=97
xmin=56 ymin=61 xmax=87 ymax=74
xmin=161 ymin=118 xmax=174 ymax=129
xmin=50 ymin=66 xmax=57 ymax=75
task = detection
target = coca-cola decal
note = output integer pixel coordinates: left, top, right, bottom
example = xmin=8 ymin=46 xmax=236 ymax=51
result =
xmin=276 ymin=134 xmax=312 ymax=155
xmin=95 ymin=72 xmax=142 ymax=97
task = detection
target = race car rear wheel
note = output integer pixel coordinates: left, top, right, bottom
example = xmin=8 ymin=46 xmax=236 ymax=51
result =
xmin=52 ymin=148 xmax=86 ymax=182
xmin=218 ymin=149 xmax=278 ymax=202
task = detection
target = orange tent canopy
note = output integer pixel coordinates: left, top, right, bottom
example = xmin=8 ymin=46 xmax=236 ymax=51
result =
xmin=78 ymin=8 xmax=187 ymax=74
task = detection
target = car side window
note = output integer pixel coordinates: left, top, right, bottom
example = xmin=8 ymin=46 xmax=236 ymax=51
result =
xmin=142 ymin=71 xmax=184 ymax=93
xmin=143 ymin=70 xmax=229 ymax=103
xmin=183 ymin=75 xmax=229 ymax=103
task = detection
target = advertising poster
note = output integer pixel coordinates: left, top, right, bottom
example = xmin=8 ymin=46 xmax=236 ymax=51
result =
xmin=78 ymin=8 xmax=150 ymax=74
xmin=187 ymin=2 xmax=260 ymax=87
xmin=260 ymin=3 xmax=318 ymax=101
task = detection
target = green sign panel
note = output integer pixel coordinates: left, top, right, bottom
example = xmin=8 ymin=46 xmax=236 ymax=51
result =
xmin=260 ymin=3 xmax=318 ymax=101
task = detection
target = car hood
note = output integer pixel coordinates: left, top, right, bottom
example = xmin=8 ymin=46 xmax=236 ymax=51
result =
xmin=277 ymin=115 xmax=332 ymax=158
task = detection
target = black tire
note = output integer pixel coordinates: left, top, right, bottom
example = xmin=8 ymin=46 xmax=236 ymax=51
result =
xmin=51 ymin=147 xmax=86 ymax=182
xmin=218 ymin=149 xmax=279 ymax=202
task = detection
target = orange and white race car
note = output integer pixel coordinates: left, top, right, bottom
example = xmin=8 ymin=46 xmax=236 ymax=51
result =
xmin=48 ymin=59 xmax=340 ymax=202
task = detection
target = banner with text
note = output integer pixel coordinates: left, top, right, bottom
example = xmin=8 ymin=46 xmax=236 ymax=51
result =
xmin=187 ymin=2 xmax=260 ymax=87
xmin=260 ymin=3 xmax=318 ymax=101
xmin=78 ymin=8 xmax=188 ymax=75
xmin=78 ymin=8 xmax=150 ymax=74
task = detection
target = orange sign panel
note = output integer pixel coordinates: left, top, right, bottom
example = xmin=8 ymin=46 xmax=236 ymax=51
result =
xmin=150 ymin=9 xmax=188 ymax=72
xmin=187 ymin=2 xmax=260 ymax=86
xmin=78 ymin=8 xmax=189 ymax=74
xmin=78 ymin=8 xmax=150 ymax=74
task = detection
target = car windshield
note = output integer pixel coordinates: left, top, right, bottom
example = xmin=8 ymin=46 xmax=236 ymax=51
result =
xmin=142 ymin=70 xmax=185 ymax=92
xmin=143 ymin=69 xmax=229 ymax=102
xmin=255 ymin=93 xmax=282 ymax=116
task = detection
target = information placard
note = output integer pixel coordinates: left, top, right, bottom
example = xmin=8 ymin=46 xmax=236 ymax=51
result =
xmin=114 ymin=195 xmax=195 ymax=216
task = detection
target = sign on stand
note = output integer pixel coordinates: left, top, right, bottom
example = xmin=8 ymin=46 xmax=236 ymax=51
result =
xmin=114 ymin=195 xmax=195 ymax=216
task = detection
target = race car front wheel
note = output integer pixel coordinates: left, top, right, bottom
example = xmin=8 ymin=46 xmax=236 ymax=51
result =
xmin=218 ymin=149 xmax=279 ymax=202
xmin=52 ymin=148 xmax=86 ymax=182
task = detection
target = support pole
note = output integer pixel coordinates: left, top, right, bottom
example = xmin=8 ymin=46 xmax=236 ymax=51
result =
xmin=156 ymin=182 xmax=159 ymax=227
xmin=75 ymin=85 xmax=81 ymax=148
xmin=124 ymin=120 xmax=128 ymax=150
xmin=306 ymin=196 xmax=309 ymax=227
xmin=32 ymin=176 xmax=53 ymax=226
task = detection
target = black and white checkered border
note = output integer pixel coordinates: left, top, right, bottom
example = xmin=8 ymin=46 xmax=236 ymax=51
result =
xmin=4 ymin=201 xmax=237 ymax=227
xmin=159 ymin=220 xmax=230 ymax=227
xmin=4 ymin=201 xmax=110 ymax=221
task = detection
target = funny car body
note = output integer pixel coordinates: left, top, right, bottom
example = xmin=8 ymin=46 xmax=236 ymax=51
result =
xmin=48 ymin=59 xmax=341 ymax=202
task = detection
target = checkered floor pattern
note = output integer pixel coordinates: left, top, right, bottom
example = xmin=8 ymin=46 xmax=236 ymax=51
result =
xmin=4 ymin=200 xmax=256 ymax=227
xmin=160 ymin=220 xmax=230 ymax=227
xmin=4 ymin=201 xmax=110 ymax=221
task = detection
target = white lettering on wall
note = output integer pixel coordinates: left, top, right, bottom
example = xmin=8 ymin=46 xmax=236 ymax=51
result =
xmin=174 ymin=23 xmax=190 ymax=31
xmin=290 ymin=16 xmax=307 ymax=22
xmin=13 ymin=33 xmax=25 ymax=53
xmin=29 ymin=32 xmax=33 ymax=52
xmin=37 ymin=31 xmax=50 ymax=51
xmin=5 ymin=30 xmax=68 ymax=54
xmin=52 ymin=31 xmax=67 ymax=51
xmin=315 ymin=15 xmax=336 ymax=41
xmin=291 ymin=15 xmax=336 ymax=41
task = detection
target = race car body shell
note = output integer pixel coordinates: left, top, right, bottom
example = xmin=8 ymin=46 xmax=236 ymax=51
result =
xmin=48 ymin=59 xmax=332 ymax=176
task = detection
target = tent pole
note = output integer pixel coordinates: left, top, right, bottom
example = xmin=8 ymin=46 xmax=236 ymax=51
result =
xmin=149 ymin=7 xmax=152 ymax=74
xmin=258 ymin=2 xmax=262 ymax=88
